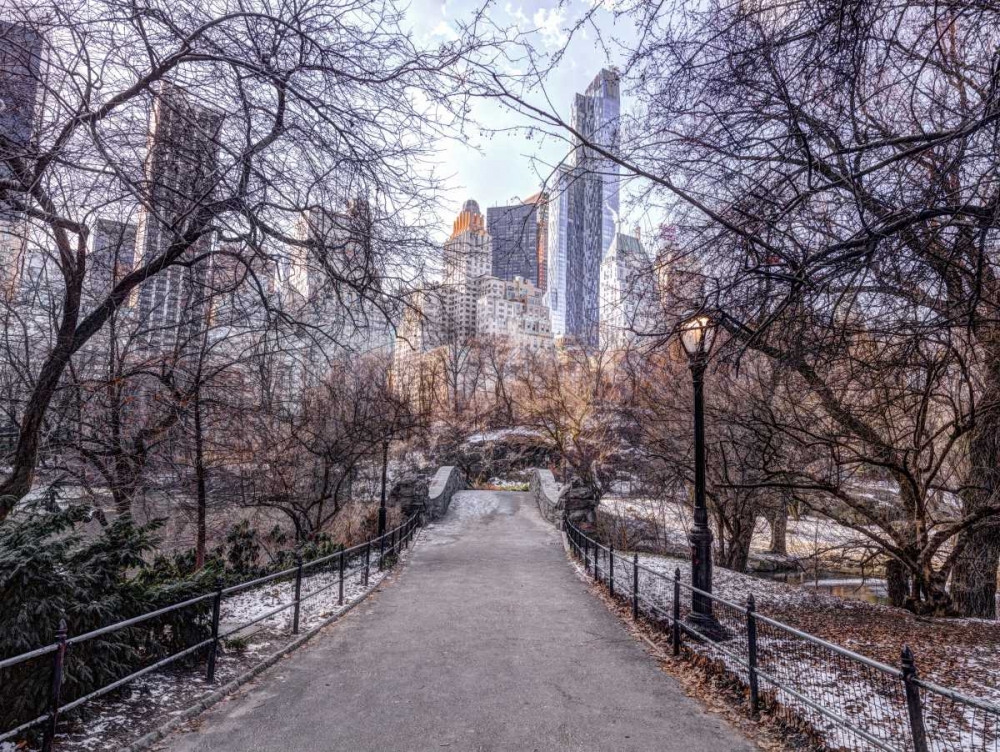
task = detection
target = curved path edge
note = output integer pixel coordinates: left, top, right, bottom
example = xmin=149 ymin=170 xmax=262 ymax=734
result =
xmin=119 ymin=536 xmax=419 ymax=752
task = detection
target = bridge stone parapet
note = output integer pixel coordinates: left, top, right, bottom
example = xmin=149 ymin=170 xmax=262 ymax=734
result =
xmin=530 ymin=469 xmax=599 ymax=530
xmin=530 ymin=468 xmax=563 ymax=527
xmin=426 ymin=466 xmax=466 ymax=520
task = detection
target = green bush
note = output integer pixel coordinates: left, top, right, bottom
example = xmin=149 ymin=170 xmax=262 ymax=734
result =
xmin=0 ymin=507 xmax=212 ymax=733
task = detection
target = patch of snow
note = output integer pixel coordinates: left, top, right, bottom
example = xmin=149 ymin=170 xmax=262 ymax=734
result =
xmin=465 ymin=427 xmax=542 ymax=444
xmin=423 ymin=490 xmax=510 ymax=544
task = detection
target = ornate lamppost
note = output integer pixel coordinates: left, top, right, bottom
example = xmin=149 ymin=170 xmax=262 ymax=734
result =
xmin=378 ymin=438 xmax=389 ymax=536
xmin=680 ymin=314 xmax=724 ymax=639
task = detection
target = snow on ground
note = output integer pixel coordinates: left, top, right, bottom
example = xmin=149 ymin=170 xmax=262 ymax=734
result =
xmin=422 ymin=490 xmax=510 ymax=545
xmin=464 ymin=427 xmax=543 ymax=444
xmin=9 ymin=537 xmax=419 ymax=752
xmin=601 ymin=496 xmax=881 ymax=570
xmin=572 ymin=546 xmax=1000 ymax=751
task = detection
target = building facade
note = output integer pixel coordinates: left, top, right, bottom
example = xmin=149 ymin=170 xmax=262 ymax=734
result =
xmin=545 ymin=69 xmax=621 ymax=348
xmin=134 ymin=82 xmax=224 ymax=354
xmin=599 ymin=230 xmax=657 ymax=351
xmin=442 ymin=199 xmax=491 ymax=340
xmin=85 ymin=218 xmax=137 ymax=309
xmin=476 ymin=276 xmax=553 ymax=350
xmin=486 ymin=192 xmax=548 ymax=289
xmin=0 ymin=22 xmax=43 ymax=299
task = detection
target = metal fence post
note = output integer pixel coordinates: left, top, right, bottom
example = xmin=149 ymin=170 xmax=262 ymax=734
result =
xmin=364 ymin=541 xmax=371 ymax=587
xmin=594 ymin=541 xmax=600 ymax=582
xmin=379 ymin=531 xmax=386 ymax=571
xmin=609 ymin=543 xmax=615 ymax=598
xmin=338 ymin=549 xmax=346 ymax=606
xmin=901 ymin=646 xmax=929 ymax=752
xmin=672 ymin=568 xmax=681 ymax=656
xmin=632 ymin=553 xmax=639 ymax=620
xmin=584 ymin=536 xmax=589 ymax=574
xmin=746 ymin=594 xmax=760 ymax=715
xmin=292 ymin=554 xmax=304 ymax=635
xmin=207 ymin=577 xmax=223 ymax=682
xmin=41 ymin=619 xmax=68 ymax=752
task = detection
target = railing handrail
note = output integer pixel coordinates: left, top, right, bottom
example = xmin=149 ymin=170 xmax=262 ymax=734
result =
xmin=564 ymin=518 xmax=999 ymax=718
xmin=0 ymin=513 xmax=421 ymax=748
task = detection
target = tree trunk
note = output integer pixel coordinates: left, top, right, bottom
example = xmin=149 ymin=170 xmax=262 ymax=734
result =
xmin=886 ymin=559 xmax=910 ymax=609
xmin=715 ymin=498 xmax=757 ymax=573
xmin=951 ymin=525 xmax=999 ymax=618
xmin=769 ymin=501 xmax=788 ymax=555
xmin=952 ymin=358 xmax=1000 ymax=618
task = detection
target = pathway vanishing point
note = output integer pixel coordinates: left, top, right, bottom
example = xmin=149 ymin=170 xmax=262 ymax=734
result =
xmin=163 ymin=491 xmax=753 ymax=752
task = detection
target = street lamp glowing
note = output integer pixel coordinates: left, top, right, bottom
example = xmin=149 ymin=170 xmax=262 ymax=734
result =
xmin=680 ymin=315 xmax=716 ymax=360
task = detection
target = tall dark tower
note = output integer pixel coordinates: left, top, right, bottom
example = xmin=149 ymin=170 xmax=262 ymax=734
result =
xmin=487 ymin=195 xmax=542 ymax=286
xmin=0 ymin=22 xmax=43 ymax=298
xmin=135 ymin=83 xmax=224 ymax=353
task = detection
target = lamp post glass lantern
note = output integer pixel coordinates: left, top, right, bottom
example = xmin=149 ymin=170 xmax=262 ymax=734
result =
xmin=680 ymin=314 xmax=725 ymax=640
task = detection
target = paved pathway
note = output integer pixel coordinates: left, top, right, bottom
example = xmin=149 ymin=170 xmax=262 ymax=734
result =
xmin=165 ymin=491 xmax=752 ymax=752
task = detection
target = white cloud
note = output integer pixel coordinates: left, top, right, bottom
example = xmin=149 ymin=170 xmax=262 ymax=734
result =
xmin=430 ymin=19 xmax=459 ymax=40
xmin=504 ymin=2 xmax=530 ymax=27
xmin=534 ymin=7 xmax=568 ymax=49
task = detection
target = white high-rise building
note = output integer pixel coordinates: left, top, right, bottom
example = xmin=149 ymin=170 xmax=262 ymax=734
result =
xmin=294 ymin=199 xmax=393 ymax=362
xmin=476 ymin=276 xmax=553 ymax=350
xmin=599 ymin=230 xmax=657 ymax=351
xmin=442 ymin=199 xmax=491 ymax=340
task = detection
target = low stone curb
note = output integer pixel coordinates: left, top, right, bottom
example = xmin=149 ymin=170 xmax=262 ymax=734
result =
xmin=119 ymin=535 xmax=419 ymax=752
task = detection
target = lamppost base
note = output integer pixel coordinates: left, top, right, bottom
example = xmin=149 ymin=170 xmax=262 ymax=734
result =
xmin=377 ymin=506 xmax=387 ymax=537
xmin=683 ymin=612 xmax=729 ymax=643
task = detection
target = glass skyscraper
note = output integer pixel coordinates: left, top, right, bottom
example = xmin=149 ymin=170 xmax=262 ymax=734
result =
xmin=546 ymin=69 xmax=621 ymax=347
xmin=486 ymin=192 xmax=547 ymax=288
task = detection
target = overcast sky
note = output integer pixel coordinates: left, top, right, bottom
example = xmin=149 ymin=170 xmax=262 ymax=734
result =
xmin=405 ymin=0 xmax=638 ymax=236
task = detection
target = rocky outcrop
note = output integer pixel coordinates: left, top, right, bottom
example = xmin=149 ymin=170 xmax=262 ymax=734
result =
xmin=389 ymin=474 xmax=430 ymax=520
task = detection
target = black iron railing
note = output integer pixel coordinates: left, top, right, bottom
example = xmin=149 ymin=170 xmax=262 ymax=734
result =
xmin=566 ymin=520 xmax=1000 ymax=752
xmin=0 ymin=514 xmax=421 ymax=751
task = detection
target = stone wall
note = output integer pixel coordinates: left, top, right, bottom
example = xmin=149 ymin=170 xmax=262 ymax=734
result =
xmin=529 ymin=468 xmax=563 ymax=527
xmin=529 ymin=469 xmax=599 ymax=530
xmin=426 ymin=466 xmax=466 ymax=520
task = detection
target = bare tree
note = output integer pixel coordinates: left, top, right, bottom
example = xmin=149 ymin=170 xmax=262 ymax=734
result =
xmin=486 ymin=0 xmax=1000 ymax=616
xmin=0 ymin=0 xmax=501 ymax=521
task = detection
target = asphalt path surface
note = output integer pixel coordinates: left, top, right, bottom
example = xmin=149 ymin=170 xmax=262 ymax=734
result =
xmin=164 ymin=491 xmax=753 ymax=752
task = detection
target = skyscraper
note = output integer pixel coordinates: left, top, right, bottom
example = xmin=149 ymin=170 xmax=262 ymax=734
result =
xmin=294 ymin=198 xmax=393 ymax=370
xmin=0 ymin=22 xmax=43 ymax=298
xmin=134 ymin=83 xmax=224 ymax=353
xmin=442 ymin=199 xmax=491 ymax=340
xmin=573 ymin=69 xmax=620 ymax=260
xmin=86 ymin=218 xmax=137 ymax=308
xmin=476 ymin=275 xmax=553 ymax=350
xmin=487 ymin=192 xmax=547 ymax=287
xmin=545 ymin=68 xmax=621 ymax=347
xmin=599 ymin=229 xmax=657 ymax=351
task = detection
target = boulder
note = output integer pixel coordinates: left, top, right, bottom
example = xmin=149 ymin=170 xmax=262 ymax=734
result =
xmin=388 ymin=474 xmax=430 ymax=519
